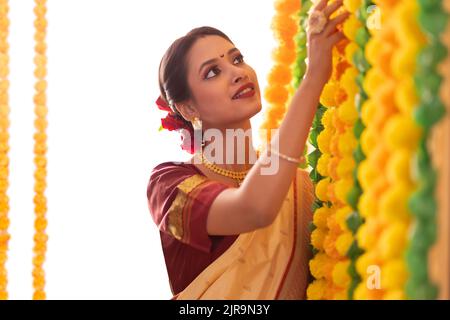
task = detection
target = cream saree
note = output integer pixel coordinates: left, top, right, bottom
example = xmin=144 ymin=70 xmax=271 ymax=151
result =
xmin=172 ymin=168 xmax=315 ymax=300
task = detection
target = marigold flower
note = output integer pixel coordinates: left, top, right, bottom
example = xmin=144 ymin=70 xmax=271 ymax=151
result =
xmin=381 ymin=259 xmax=408 ymax=290
xmin=378 ymin=222 xmax=408 ymax=260
xmin=320 ymin=82 xmax=339 ymax=107
xmin=313 ymin=205 xmax=333 ymax=229
xmin=310 ymin=252 xmax=335 ymax=280
xmin=317 ymin=153 xmax=331 ymax=177
xmin=383 ymin=114 xmax=423 ymax=151
xmin=332 ymin=260 xmax=351 ymax=288
xmin=336 ymin=231 xmax=354 ymax=256
xmin=335 ymin=206 xmax=353 ymax=231
xmin=311 ymin=227 xmax=327 ymax=250
xmin=315 ymin=177 xmax=331 ymax=202
xmin=307 ymin=279 xmax=327 ymax=300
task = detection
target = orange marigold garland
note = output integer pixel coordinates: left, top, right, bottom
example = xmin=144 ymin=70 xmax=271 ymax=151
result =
xmin=0 ymin=0 xmax=10 ymax=301
xmin=32 ymin=0 xmax=48 ymax=300
xmin=259 ymin=0 xmax=300 ymax=146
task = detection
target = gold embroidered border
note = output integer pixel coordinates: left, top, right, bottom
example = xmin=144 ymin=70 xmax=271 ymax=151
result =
xmin=167 ymin=174 xmax=208 ymax=241
xmin=182 ymin=180 xmax=219 ymax=244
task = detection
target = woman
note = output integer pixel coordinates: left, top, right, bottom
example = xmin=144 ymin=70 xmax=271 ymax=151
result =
xmin=147 ymin=0 xmax=349 ymax=299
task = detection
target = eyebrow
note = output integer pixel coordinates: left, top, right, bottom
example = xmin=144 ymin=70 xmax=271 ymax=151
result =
xmin=198 ymin=47 xmax=240 ymax=75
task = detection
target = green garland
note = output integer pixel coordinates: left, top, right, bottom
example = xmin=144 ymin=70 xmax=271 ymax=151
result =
xmin=298 ymin=1 xmax=329 ymax=296
xmin=406 ymin=0 xmax=449 ymax=300
xmin=298 ymin=0 xmax=327 ymax=234
xmin=293 ymin=0 xmax=314 ymax=170
xmin=344 ymin=0 xmax=373 ymax=300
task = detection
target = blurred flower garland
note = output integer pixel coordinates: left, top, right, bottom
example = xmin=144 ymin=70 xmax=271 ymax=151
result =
xmin=259 ymin=0 xmax=301 ymax=147
xmin=343 ymin=0 xmax=373 ymax=299
xmin=306 ymin=0 xmax=449 ymax=300
xmin=405 ymin=0 xmax=449 ymax=299
xmin=355 ymin=0 xmax=433 ymax=300
xmin=32 ymin=0 xmax=48 ymax=300
xmin=442 ymin=1 xmax=450 ymax=110
xmin=0 ymin=0 xmax=10 ymax=301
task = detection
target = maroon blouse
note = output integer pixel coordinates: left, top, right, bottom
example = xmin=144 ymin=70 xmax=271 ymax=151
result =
xmin=147 ymin=161 xmax=238 ymax=296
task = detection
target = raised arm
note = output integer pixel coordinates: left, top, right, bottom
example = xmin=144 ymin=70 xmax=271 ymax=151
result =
xmin=206 ymin=0 xmax=349 ymax=236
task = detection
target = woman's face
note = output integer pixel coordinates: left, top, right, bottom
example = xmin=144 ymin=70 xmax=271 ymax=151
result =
xmin=181 ymin=35 xmax=261 ymax=130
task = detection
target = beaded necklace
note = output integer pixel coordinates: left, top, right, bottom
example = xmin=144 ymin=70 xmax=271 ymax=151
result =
xmin=200 ymin=149 xmax=260 ymax=187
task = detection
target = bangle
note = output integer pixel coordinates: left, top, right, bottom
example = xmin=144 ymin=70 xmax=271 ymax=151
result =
xmin=266 ymin=147 xmax=304 ymax=164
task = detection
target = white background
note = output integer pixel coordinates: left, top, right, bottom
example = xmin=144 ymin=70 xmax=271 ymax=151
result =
xmin=6 ymin=0 xmax=278 ymax=299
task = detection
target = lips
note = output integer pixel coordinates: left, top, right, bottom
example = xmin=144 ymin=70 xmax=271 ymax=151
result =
xmin=232 ymin=82 xmax=255 ymax=100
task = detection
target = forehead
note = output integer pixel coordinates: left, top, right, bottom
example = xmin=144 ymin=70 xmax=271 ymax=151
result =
xmin=186 ymin=35 xmax=234 ymax=73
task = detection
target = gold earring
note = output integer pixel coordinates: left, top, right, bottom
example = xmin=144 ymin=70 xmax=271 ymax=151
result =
xmin=192 ymin=117 xmax=202 ymax=130
xmin=191 ymin=116 xmax=205 ymax=149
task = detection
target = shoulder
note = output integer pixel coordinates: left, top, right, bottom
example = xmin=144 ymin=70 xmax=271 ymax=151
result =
xmin=148 ymin=161 xmax=200 ymax=194
xmin=146 ymin=161 xmax=230 ymax=253
xmin=151 ymin=161 xmax=194 ymax=174
xmin=149 ymin=161 xmax=199 ymax=180
xmin=147 ymin=161 xmax=206 ymax=223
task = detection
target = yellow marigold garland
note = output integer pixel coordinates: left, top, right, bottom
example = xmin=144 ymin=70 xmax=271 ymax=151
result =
xmin=0 ymin=0 xmax=10 ymax=301
xmin=32 ymin=0 xmax=48 ymax=300
xmin=260 ymin=0 xmax=300 ymax=145
xmin=354 ymin=0 xmax=427 ymax=300
xmin=308 ymin=0 xmax=359 ymax=300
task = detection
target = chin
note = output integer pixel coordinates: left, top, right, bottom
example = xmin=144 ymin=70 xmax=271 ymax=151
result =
xmin=253 ymin=97 xmax=262 ymax=112
xmin=246 ymin=102 xmax=262 ymax=118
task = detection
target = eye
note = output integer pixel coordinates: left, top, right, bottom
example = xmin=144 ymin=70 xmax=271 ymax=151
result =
xmin=203 ymin=54 xmax=245 ymax=80
xmin=233 ymin=54 xmax=244 ymax=64
xmin=204 ymin=66 xmax=220 ymax=79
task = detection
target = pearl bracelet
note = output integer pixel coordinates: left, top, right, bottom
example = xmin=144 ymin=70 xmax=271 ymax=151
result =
xmin=266 ymin=147 xmax=303 ymax=164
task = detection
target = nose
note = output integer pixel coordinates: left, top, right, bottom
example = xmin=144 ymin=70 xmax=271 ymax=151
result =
xmin=233 ymin=75 xmax=250 ymax=83
xmin=232 ymin=70 xmax=250 ymax=84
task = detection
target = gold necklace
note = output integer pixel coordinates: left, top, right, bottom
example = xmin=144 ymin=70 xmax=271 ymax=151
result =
xmin=200 ymin=149 xmax=260 ymax=186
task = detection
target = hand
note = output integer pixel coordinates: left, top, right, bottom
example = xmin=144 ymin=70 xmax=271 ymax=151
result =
xmin=304 ymin=0 xmax=350 ymax=86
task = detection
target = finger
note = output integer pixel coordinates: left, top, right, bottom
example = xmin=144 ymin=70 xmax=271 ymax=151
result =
xmin=323 ymin=0 xmax=344 ymax=18
xmin=324 ymin=11 xmax=350 ymax=36
xmin=327 ymin=30 xmax=347 ymax=47
xmin=313 ymin=0 xmax=328 ymax=11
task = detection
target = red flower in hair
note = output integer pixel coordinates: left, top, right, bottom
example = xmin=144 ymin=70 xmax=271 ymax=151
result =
xmin=155 ymin=96 xmax=172 ymax=112
xmin=155 ymin=96 xmax=196 ymax=154
xmin=160 ymin=114 xmax=189 ymax=132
